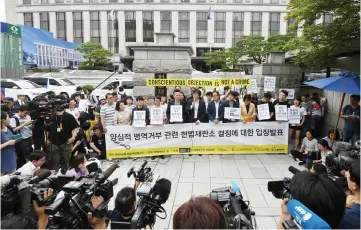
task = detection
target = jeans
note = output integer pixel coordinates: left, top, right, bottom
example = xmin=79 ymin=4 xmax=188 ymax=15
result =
xmin=343 ymin=128 xmax=360 ymax=145
xmin=49 ymin=143 xmax=73 ymax=170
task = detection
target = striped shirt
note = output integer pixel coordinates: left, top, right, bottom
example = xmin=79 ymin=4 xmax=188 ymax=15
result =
xmin=100 ymin=103 xmax=116 ymax=126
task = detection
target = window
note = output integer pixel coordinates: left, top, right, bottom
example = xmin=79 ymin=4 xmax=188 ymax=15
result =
xmin=56 ymin=12 xmax=67 ymax=40
xmin=40 ymin=13 xmax=49 ymax=31
xmin=181 ymin=0 xmax=190 ymax=2
xmin=196 ymin=12 xmax=207 ymax=43
xmin=271 ymin=0 xmax=279 ymax=3
xmin=74 ymin=0 xmax=83 ymax=2
xmin=233 ymin=0 xmax=242 ymax=3
xmin=217 ymin=0 xmax=225 ymax=2
xmin=41 ymin=0 xmax=49 ymax=3
xmin=143 ymin=12 xmax=154 ymax=42
xmin=90 ymin=12 xmax=101 ymax=43
xmin=178 ymin=12 xmax=190 ymax=43
xmin=214 ymin=12 xmax=225 ymax=43
xmin=110 ymin=0 xmax=118 ymax=2
xmin=23 ymin=0 xmax=31 ymax=4
xmin=49 ymin=79 xmax=61 ymax=86
xmin=56 ymin=0 xmax=64 ymax=3
xmin=196 ymin=48 xmax=210 ymax=57
xmin=251 ymin=12 xmax=262 ymax=36
xmin=161 ymin=0 xmax=170 ymax=2
xmin=0 ymin=81 xmax=17 ymax=89
xmin=73 ymin=12 xmax=83 ymax=44
xmin=125 ymin=12 xmax=136 ymax=42
xmin=108 ymin=11 xmax=119 ymax=53
xmin=269 ymin=13 xmax=280 ymax=36
xmin=24 ymin=13 xmax=33 ymax=27
xmin=197 ymin=0 xmax=206 ymax=2
xmin=323 ymin=13 xmax=333 ymax=25
xmin=161 ymin=12 xmax=172 ymax=33
xmin=124 ymin=0 xmax=133 ymax=2
xmin=233 ymin=12 xmax=244 ymax=46
xmin=28 ymin=78 xmax=48 ymax=87
xmin=287 ymin=17 xmax=295 ymax=34
xmin=253 ymin=0 xmax=262 ymax=3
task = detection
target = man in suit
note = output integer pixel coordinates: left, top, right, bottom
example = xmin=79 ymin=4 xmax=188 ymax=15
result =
xmin=13 ymin=94 xmax=26 ymax=112
xmin=185 ymin=89 xmax=207 ymax=124
xmin=166 ymin=89 xmax=186 ymax=124
xmin=223 ymin=91 xmax=240 ymax=123
xmin=207 ymin=91 xmax=224 ymax=124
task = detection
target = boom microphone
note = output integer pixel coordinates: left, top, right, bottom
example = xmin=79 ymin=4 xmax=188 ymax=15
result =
xmin=286 ymin=199 xmax=330 ymax=229
xmin=152 ymin=178 xmax=171 ymax=204
xmin=288 ymin=166 xmax=301 ymax=175
xmin=96 ymin=164 xmax=119 ymax=184
xmin=28 ymin=171 xmax=51 ymax=184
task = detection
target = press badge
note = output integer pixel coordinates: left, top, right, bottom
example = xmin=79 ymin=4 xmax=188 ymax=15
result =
xmin=57 ymin=128 xmax=61 ymax=132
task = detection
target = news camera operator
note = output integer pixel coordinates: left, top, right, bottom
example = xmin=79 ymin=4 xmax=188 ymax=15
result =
xmin=47 ymin=102 xmax=79 ymax=170
xmin=277 ymin=171 xmax=346 ymax=229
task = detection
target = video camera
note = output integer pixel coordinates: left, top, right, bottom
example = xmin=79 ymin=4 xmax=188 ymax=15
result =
xmin=44 ymin=164 xmax=119 ymax=229
xmin=127 ymin=160 xmax=154 ymax=183
xmin=267 ymin=166 xmax=300 ymax=199
xmin=326 ymin=140 xmax=360 ymax=174
xmin=210 ymin=181 xmax=255 ymax=229
xmin=1 ymin=171 xmax=52 ymax=217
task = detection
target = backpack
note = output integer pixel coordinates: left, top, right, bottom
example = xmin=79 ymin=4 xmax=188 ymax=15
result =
xmin=10 ymin=116 xmax=20 ymax=134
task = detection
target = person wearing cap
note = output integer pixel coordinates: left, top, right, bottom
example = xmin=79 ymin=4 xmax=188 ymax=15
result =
xmin=10 ymin=105 xmax=33 ymax=168
xmin=256 ymin=92 xmax=274 ymax=121
xmin=47 ymin=104 xmax=79 ymax=170
xmin=4 ymin=97 xmax=16 ymax=116
xmin=14 ymin=94 xmax=26 ymax=112
xmin=89 ymin=125 xmax=106 ymax=159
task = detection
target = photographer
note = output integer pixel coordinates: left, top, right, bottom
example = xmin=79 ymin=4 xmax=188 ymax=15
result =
xmin=17 ymin=150 xmax=46 ymax=176
xmin=10 ymin=105 xmax=34 ymax=168
xmin=173 ymin=196 xmax=227 ymax=229
xmin=277 ymin=171 xmax=346 ymax=229
xmin=338 ymin=160 xmax=360 ymax=229
xmin=47 ymin=104 xmax=79 ymax=170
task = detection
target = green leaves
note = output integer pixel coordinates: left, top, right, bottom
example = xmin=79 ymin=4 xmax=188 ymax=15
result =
xmin=75 ymin=42 xmax=113 ymax=68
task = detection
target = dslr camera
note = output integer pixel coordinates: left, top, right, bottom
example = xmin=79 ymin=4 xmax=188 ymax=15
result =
xmin=127 ymin=160 xmax=154 ymax=183
xmin=210 ymin=181 xmax=256 ymax=229
xmin=326 ymin=140 xmax=360 ymax=175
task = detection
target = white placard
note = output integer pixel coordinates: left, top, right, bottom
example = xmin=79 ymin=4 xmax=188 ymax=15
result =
xmin=275 ymin=105 xmax=288 ymax=121
xmin=170 ymin=105 xmax=183 ymax=122
xmin=264 ymin=76 xmax=276 ymax=92
xmin=150 ymin=107 xmax=164 ymax=125
xmin=224 ymin=107 xmax=241 ymax=120
xmin=280 ymin=89 xmax=295 ymax=100
xmin=288 ymin=108 xmax=301 ymax=124
xmin=257 ymin=103 xmax=271 ymax=120
xmin=133 ymin=110 xmax=146 ymax=127
xmin=247 ymin=79 xmax=258 ymax=93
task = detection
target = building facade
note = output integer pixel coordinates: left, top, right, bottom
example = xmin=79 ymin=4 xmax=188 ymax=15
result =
xmin=14 ymin=0 xmax=332 ymax=71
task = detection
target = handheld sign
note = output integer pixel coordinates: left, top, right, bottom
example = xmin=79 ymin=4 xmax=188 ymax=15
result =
xmin=246 ymin=79 xmax=258 ymax=94
xmin=280 ymin=89 xmax=295 ymax=100
xmin=150 ymin=107 xmax=163 ymax=125
xmin=170 ymin=105 xmax=183 ymax=123
xmin=133 ymin=110 xmax=146 ymax=127
xmin=264 ymin=76 xmax=276 ymax=92
xmin=257 ymin=103 xmax=271 ymax=120
xmin=224 ymin=107 xmax=241 ymax=120
xmin=288 ymin=107 xmax=300 ymax=124
xmin=275 ymin=105 xmax=288 ymax=121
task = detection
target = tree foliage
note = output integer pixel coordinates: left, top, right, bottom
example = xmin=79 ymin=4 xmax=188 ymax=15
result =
xmin=236 ymin=36 xmax=266 ymax=64
xmin=205 ymin=48 xmax=242 ymax=69
xmin=286 ymin=0 xmax=360 ymax=70
xmin=76 ymin=42 xmax=113 ymax=68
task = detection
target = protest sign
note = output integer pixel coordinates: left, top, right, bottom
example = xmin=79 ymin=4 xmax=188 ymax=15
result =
xmin=133 ymin=110 xmax=146 ymax=127
xmin=280 ymin=89 xmax=295 ymax=100
xmin=224 ymin=107 xmax=241 ymax=120
xmin=150 ymin=107 xmax=163 ymax=125
xmin=170 ymin=105 xmax=183 ymax=122
xmin=275 ymin=105 xmax=288 ymax=121
xmin=257 ymin=103 xmax=271 ymax=120
xmin=264 ymin=76 xmax=276 ymax=91
xmin=247 ymin=79 xmax=258 ymax=93
xmin=288 ymin=108 xmax=300 ymax=124
xmin=105 ymin=122 xmax=289 ymax=158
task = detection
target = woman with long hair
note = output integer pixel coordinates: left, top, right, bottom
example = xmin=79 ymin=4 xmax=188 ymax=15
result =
xmin=0 ymin=112 xmax=17 ymax=175
xmin=289 ymin=96 xmax=306 ymax=150
xmin=66 ymin=153 xmax=89 ymax=179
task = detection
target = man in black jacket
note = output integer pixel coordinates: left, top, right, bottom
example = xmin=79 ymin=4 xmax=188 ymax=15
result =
xmin=131 ymin=96 xmax=150 ymax=125
xmin=223 ymin=91 xmax=240 ymax=123
xmin=166 ymin=89 xmax=186 ymax=124
xmin=185 ymin=89 xmax=207 ymax=123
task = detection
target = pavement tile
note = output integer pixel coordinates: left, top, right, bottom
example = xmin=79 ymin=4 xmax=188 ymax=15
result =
xmin=180 ymin=162 xmax=194 ymax=178
xmin=250 ymin=167 xmax=272 ymax=178
xmin=174 ymin=182 xmax=193 ymax=205
xmin=255 ymin=216 xmax=278 ymax=229
xmin=192 ymin=183 xmax=211 ymax=196
xmin=193 ymin=162 xmax=210 ymax=177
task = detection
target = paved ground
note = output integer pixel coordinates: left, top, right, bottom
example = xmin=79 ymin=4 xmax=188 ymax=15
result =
xmin=104 ymin=154 xmax=303 ymax=229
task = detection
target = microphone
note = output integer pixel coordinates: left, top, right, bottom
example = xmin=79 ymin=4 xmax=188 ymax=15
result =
xmin=287 ymin=199 xmax=331 ymax=229
xmin=27 ymin=170 xmax=51 ymax=184
xmin=288 ymin=166 xmax=301 ymax=175
xmin=153 ymin=178 xmax=171 ymax=204
xmin=231 ymin=180 xmax=241 ymax=192
xmin=96 ymin=163 xmax=119 ymax=184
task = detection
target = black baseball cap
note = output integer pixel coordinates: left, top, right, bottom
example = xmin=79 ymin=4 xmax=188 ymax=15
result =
xmin=18 ymin=105 xmax=29 ymax=111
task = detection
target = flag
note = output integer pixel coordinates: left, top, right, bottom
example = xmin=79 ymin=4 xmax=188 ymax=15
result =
xmin=207 ymin=6 xmax=212 ymax=20
xmin=109 ymin=10 xmax=115 ymax=20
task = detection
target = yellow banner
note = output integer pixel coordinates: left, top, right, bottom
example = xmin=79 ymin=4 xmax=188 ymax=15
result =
xmin=146 ymin=78 xmax=251 ymax=87
xmin=107 ymin=145 xmax=287 ymax=159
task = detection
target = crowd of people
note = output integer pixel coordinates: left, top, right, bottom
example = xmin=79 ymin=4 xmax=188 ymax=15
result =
xmin=0 ymin=85 xmax=360 ymax=229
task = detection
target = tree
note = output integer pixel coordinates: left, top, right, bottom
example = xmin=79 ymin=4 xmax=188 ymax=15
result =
xmin=236 ymin=36 xmax=266 ymax=64
xmin=75 ymin=42 xmax=113 ymax=68
xmin=286 ymin=0 xmax=360 ymax=72
xmin=205 ymin=48 xmax=241 ymax=69
xmin=264 ymin=34 xmax=294 ymax=53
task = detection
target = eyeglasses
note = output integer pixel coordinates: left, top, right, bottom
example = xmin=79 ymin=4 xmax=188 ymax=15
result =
xmin=107 ymin=97 xmax=114 ymax=99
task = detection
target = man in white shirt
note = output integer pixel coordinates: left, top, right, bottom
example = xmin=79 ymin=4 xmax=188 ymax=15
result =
xmin=66 ymin=99 xmax=80 ymax=121
xmin=14 ymin=94 xmax=26 ymax=112
xmin=17 ymin=150 xmax=46 ymax=176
